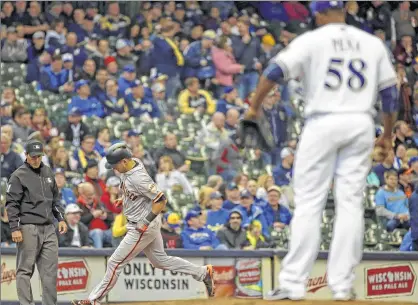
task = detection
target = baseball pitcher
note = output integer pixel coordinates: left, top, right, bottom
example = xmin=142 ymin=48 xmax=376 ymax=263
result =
xmin=72 ymin=143 xmax=214 ymax=305
xmin=244 ymin=0 xmax=398 ymax=301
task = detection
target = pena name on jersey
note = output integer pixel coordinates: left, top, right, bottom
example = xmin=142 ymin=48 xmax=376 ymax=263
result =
xmin=271 ymin=23 xmax=397 ymax=117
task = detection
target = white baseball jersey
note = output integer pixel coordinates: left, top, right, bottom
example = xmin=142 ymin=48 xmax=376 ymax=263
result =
xmin=271 ymin=23 xmax=397 ymax=117
xmin=119 ymin=158 xmax=163 ymax=223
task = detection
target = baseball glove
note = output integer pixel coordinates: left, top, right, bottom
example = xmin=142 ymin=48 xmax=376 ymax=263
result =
xmin=237 ymin=115 xmax=275 ymax=152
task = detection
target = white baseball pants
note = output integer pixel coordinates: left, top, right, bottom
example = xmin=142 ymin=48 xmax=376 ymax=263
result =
xmin=278 ymin=113 xmax=374 ymax=298
xmin=88 ymin=216 xmax=206 ymax=304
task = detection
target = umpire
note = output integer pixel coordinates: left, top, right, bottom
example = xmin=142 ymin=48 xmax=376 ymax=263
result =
xmin=6 ymin=139 xmax=67 ymax=305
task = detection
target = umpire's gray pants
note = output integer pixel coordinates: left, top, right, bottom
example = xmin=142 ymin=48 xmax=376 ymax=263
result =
xmin=16 ymin=224 xmax=58 ymax=305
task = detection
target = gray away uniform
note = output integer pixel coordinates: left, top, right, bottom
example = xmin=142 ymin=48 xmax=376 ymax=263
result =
xmin=88 ymin=159 xmax=206 ymax=304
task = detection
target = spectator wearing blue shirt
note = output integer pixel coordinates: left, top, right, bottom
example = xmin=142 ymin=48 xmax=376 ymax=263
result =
xmin=39 ymin=54 xmax=73 ymax=94
xmin=117 ymin=65 xmax=137 ymax=97
xmin=91 ymin=68 xmax=109 ymax=102
xmin=216 ymin=87 xmax=245 ymax=115
xmin=94 ymin=127 xmax=111 ymax=158
xmin=235 ymin=189 xmax=270 ymax=237
xmin=60 ymin=32 xmax=88 ymax=69
xmin=223 ymin=182 xmax=241 ymax=210
xmin=100 ymin=79 xmax=129 ymax=118
xmin=181 ymin=210 xmax=226 ymax=250
xmin=26 ymin=50 xmax=51 ymax=84
xmin=230 ymin=19 xmax=263 ymax=99
xmin=27 ymin=31 xmax=45 ymax=63
xmin=54 ymin=168 xmax=76 ymax=206
xmin=263 ymin=92 xmax=288 ymax=165
xmin=73 ymin=134 xmax=101 ymax=171
xmin=372 ymin=150 xmax=395 ymax=186
xmin=206 ymin=191 xmax=229 ymax=232
xmin=68 ymin=9 xmax=88 ymax=43
xmin=183 ymin=30 xmax=216 ymax=83
xmin=273 ymin=147 xmax=294 ymax=187
xmin=263 ymin=186 xmax=292 ymax=229
xmin=62 ymin=53 xmax=75 ymax=83
xmin=248 ymin=180 xmax=268 ymax=208
xmin=68 ymin=80 xmax=105 ymax=118
xmin=125 ymin=80 xmax=161 ymax=121
xmin=375 ymin=170 xmax=410 ymax=232
xmin=150 ymin=20 xmax=184 ymax=99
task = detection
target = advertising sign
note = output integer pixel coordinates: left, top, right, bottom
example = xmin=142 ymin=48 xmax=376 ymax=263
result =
xmin=235 ymin=258 xmax=263 ymax=298
xmin=56 ymin=259 xmax=91 ymax=294
xmin=1 ymin=255 xmax=105 ymax=302
xmin=108 ymin=257 xmax=206 ymax=301
xmin=213 ymin=265 xmax=236 ymax=297
xmin=364 ymin=263 xmax=416 ymax=299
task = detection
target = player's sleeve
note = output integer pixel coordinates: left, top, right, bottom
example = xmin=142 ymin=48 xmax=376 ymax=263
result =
xmin=377 ymin=42 xmax=398 ymax=113
xmin=267 ymin=34 xmax=311 ymax=82
xmin=6 ymin=174 xmax=24 ymax=232
xmin=130 ymin=170 xmax=165 ymax=203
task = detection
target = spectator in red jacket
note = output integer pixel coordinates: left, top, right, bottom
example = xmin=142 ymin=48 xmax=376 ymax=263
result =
xmin=100 ymin=176 xmax=123 ymax=215
xmin=77 ymin=182 xmax=113 ymax=248
xmin=84 ymin=159 xmax=108 ymax=200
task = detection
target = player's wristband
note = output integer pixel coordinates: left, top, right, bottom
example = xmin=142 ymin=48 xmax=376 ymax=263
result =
xmin=145 ymin=211 xmax=158 ymax=223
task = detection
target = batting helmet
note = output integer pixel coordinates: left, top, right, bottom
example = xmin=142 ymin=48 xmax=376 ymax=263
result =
xmin=105 ymin=142 xmax=132 ymax=169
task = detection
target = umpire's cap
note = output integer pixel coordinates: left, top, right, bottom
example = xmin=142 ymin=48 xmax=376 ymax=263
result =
xmin=105 ymin=142 xmax=132 ymax=169
xmin=25 ymin=140 xmax=44 ymax=157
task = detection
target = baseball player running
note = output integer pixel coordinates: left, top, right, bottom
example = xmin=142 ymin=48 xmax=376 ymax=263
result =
xmin=246 ymin=1 xmax=397 ymax=301
xmin=72 ymin=143 xmax=214 ymax=305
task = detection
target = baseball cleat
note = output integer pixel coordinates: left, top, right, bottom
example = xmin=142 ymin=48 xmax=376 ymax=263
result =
xmin=333 ymin=289 xmax=357 ymax=301
xmin=203 ymin=265 xmax=215 ymax=297
xmin=264 ymin=288 xmax=304 ymax=301
xmin=71 ymin=300 xmax=92 ymax=305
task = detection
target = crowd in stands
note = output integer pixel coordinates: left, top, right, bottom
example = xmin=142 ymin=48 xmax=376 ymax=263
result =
xmin=1 ymin=1 xmax=418 ymax=251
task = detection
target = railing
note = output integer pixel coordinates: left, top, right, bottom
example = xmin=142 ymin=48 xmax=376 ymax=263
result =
xmin=1 ymin=248 xmax=417 ymax=304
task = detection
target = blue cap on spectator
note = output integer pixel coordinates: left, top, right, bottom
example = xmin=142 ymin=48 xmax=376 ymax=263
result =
xmin=185 ymin=210 xmax=202 ymax=222
xmin=210 ymin=191 xmax=223 ymax=200
xmin=123 ymin=64 xmax=136 ymax=73
xmin=75 ymin=80 xmax=89 ymax=91
xmin=128 ymin=129 xmax=141 ymax=137
xmin=68 ymin=107 xmax=82 ymax=116
xmin=63 ymin=53 xmax=73 ymax=62
xmin=409 ymin=156 xmax=418 ymax=167
xmin=54 ymin=167 xmax=65 ymax=175
xmin=227 ymin=182 xmax=238 ymax=190
xmin=310 ymin=1 xmax=343 ymax=15
xmin=240 ymin=189 xmax=252 ymax=198
xmin=130 ymin=79 xmax=142 ymax=88
xmin=224 ymin=86 xmax=235 ymax=94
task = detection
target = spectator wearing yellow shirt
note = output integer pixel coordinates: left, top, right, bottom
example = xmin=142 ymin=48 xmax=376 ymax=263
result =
xmin=178 ymin=77 xmax=215 ymax=115
xmin=111 ymin=213 xmax=127 ymax=247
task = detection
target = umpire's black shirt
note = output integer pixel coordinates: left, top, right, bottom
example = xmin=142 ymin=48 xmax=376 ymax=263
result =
xmin=6 ymin=161 xmax=65 ymax=232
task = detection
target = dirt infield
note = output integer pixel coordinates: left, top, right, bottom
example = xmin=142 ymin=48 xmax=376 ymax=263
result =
xmin=115 ymin=298 xmax=416 ymax=305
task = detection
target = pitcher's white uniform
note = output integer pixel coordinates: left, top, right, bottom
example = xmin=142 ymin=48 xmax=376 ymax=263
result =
xmin=88 ymin=159 xmax=207 ymax=304
xmin=271 ymin=24 xmax=397 ymax=297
